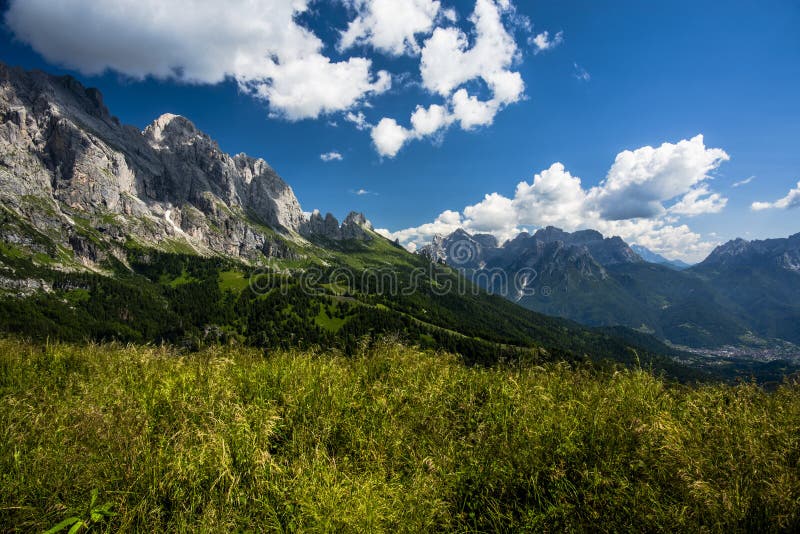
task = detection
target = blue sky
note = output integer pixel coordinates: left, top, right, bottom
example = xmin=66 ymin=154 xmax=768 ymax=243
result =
xmin=1 ymin=0 xmax=798 ymax=261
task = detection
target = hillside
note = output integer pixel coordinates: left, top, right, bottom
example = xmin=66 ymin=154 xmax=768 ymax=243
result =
xmin=1 ymin=337 xmax=798 ymax=532
xmin=691 ymin=233 xmax=800 ymax=345
xmin=0 ymin=220 xmax=703 ymax=378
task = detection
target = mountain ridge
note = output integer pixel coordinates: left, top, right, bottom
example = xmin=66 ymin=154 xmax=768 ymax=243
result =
xmin=422 ymin=226 xmax=800 ymax=349
xmin=0 ymin=62 xmax=374 ymax=269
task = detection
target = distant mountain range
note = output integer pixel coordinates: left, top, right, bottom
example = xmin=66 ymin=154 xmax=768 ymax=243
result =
xmin=630 ymin=245 xmax=691 ymax=270
xmin=421 ymin=227 xmax=800 ymax=349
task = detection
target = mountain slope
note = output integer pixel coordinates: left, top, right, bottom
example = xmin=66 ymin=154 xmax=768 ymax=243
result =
xmin=690 ymin=234 xmax=800 ymax=344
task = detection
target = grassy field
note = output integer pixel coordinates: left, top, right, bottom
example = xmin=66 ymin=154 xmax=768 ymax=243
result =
xmin=1 ymin=337 xmax=799 ymax=532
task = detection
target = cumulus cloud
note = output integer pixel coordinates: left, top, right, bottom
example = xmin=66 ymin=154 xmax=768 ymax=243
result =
xmin=514 ymin=163 xmax=587 ymax=227
xmin=530 ymin=30 xmax=563 ymax=53
xmin=591 ymin=135 xmax=729 ymax=220
xmin=372 ymin=0 xmax=525 ymax=157
xmin=669 ymin=185 xmax=727 ymax=216
xmin=247 ymin=58 xmax=391 ymax=120
xmin=372 ymin=102 xmax=458 ymax=156
xmin=371 ymin=118 xmax=412 ymax=158
xmin=340 ymin=0 xmax=442 ymax=55
xmin=419 ymin=0 xmax=519 ymax=95
xmin=320 ymin=151 xmax=344 ymax=162
xmin=441 ymin=8 xmax=458 ymax=23
xmin=382 ymin=136 xmax=730 ymax=261
xmin=451 ymin=89 xmax=498 ymax=129
xmin=4 ymin=0 xmax=391 ymax=120
xmin=377 ymin=209 xmax=465 ymax=247
xmin=410 ymin=103 xmax=451 ymax=136
xmin=751 ymin=181 xmax=800 ymax=211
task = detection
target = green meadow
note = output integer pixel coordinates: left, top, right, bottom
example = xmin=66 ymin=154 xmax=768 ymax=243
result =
xmin=1 ymin=337 xmax=798 ymax=532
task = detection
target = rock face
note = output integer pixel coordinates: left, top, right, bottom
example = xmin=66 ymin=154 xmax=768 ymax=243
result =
xmin=420 ymin=226 xmax=643 ymax=277
xmin=0 ymin=62 xmax=332 ymax=264
xmin=301 ymin=211 xmax=374 ymax=241
xmin=699 ymin=234 xmax=800 ymax=272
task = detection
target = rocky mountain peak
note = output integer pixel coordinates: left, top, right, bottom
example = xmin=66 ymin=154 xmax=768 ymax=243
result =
xmin=703 ymin=238 xmax=752 ymax=265
xmin=300 ymin=211 xmax=374 ymax=242
xmin=700 ymin=235 xmax=800 ymax=272
xmin=0 ymin=62 xmax=318 ymax=264
xmin=144 ymin=113 xmax=202 ymax=148
xmin=533 ymin=226 xmax=571 ymax=243
xmin=419 ymin=226 xmax=642 ymax=277
xmin=343 ymin=211 xmax=372 ymax=229
xmin=54 ymin=74 xmax=112 ymax=119
xmin=472 ymin=233 xmax=499 ymax=249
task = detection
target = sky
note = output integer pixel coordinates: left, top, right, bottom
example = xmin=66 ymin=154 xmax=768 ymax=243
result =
xmin=1 ymin=0 xmax=798 ymax=262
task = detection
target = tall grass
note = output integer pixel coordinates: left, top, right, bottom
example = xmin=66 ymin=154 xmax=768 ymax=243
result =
xmin=1 ymin=336 xmax=798 ymax=532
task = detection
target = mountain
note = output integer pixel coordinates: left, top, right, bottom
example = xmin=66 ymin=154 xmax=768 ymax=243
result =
xmin=420 ymin=226 xmax=641 ymax=275
xmin=690 ymin=233 xmax=800 ymax=345
xmin=0 ymin=63 xmax=381 ymax=267
xmin=424 ymin=227 xmax=800 ymax=350
xmin=0 ymin=62 xmax=701 ymax=378
xmin=699 ymin=234 xmax=800 ymax=271
xmin=631 ymin=245 xmax=692 ymax=270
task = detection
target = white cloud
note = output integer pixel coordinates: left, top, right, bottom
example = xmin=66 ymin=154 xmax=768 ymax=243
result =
xmin=340 ymin=0 xmax=442 ymax=56
xmin=382 ymin=136 xmax=730 ymax=261
xmin=371 ymin=118 xmax=412 ymax=157
xmin=574 ymin=62 xmax=591 ymax=82
xmin=514 ymin=163 xmax=587 ymax=227
xmin=451 ymin=89 xmax=498 ymax=129
xmin=320 ymin=151 xmax=344 ymax=162
xmin=464 ymin=193 xmax=518 ymax=234
xmin=530 ymin=30 xmax=563 ymax=53
xmin=372 ymin=102 xmax=454 ymax=156
xmin=373 ymin=0 xmax=525 ymax=157
xmin=669 ymin=185 xmax=727 ymax=216
xmin=485 ymin=70 xmax=525 ymax=104
xmin=5 ymin=0 xmax=391 ymax=120
xmin=441 ymin=8 xmax=458 ymax=23
xmin=591 ymin=135 xmax=729 ymax=220
xmin=382 ymin=209 xmax=464 ymax=246
xmin=732 ymin=176 xmax=755 ymax=187
xmin=410 ymin=103 xmax=451 ymax=135
xmin=248 ymin=57 xmax=391 ymax=120
xmin=420 ymin=0 xmax=519 ymax=96
xmin=8 ymin=0 xmax=530 ymax=156
xmin=345 ymin=111 xmax=371 ymax=131
xmin=752 ymin=181 xmax=800 ymax=211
